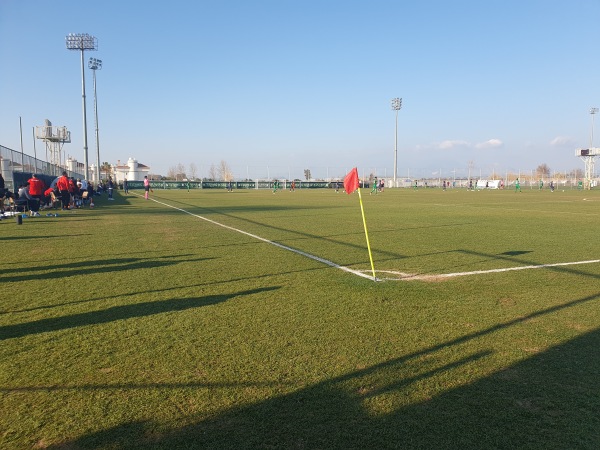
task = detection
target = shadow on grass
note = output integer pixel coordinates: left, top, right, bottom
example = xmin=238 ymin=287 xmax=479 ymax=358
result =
xmin=1 ymin=265 xmax=323 ymax=315
xmin=46 ymin=292 xmax=600 ymax=449
xmin=133 ymin=194 xmax=418 ymax=262
xmin=0 ymin=255 xmax=207 ymax=283
xmin=0 ymin=234 xmax=93 ymax=241
xmin=0 ymin=286 xmax=279 ymax=341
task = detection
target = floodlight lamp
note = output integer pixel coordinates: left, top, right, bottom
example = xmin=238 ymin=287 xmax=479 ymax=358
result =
xmin=88 ymin=57 xmax=102 ymax=70
xmin=591 ymin=107 xmax=599 ymax=115
xmin=66 ymin=33 xmax=98 ymax=51
xmin=391 ymin=97 xmax=402 ymax=111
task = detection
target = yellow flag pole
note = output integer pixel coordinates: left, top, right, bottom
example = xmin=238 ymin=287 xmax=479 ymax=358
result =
xmin=356 ymin=187 xmax=377 ymax=281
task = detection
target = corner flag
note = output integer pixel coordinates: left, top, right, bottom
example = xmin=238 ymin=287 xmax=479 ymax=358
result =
xmin=343 ymin=167 xmax=377 ymax=281
xmin=344 ymin=167 xmax=359 ymax=194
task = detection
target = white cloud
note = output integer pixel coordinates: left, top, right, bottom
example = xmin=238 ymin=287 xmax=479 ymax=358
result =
xmin=475 ymin=139 xmax=503 ymax=149
xmin=438 ymin=140 xmax=470 ymax=149
xmin=550 ymin=136 xmax=574 ymax=147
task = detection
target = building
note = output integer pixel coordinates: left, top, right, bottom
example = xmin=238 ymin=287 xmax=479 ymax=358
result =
xmin=90 ymin=157 xmax=151 ymax=183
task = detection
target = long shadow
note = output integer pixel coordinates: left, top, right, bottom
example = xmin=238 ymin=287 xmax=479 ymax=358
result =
xmin=0 ymin=255 xmax=208 ymax=283
xmin=48 ymin=291 xmax=600 ymax=449
xmin=1 ymin=265 xmax=324 ymax=315
xmin=0 ymin=286 xmax=280 ymax=341
xmin=141 ymin=195 xmax=417 ymax=262
xmin=0 ymin=234 xmax=93 ymax=241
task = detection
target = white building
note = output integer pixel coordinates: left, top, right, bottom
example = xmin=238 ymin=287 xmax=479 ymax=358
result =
xmin=90 ymin=157 xmax=151 ymax=183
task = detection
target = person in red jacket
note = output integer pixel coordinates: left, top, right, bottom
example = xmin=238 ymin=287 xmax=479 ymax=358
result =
xmin=27 ymin=174 xmax=45 ymax=201
xmin=56 ymin=171 xmax=70 ymax=210
xmin=42 ymin=187 xmax=56 ymax=209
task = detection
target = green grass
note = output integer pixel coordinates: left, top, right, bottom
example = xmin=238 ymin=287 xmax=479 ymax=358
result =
xmin=1 ymin=187 xmax=600 ymax=449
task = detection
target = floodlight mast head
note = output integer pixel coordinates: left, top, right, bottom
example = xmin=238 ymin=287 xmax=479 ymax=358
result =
xmin=66 ymin=33 xmax=98 ymax=51
xmin=391 ymin=97 xmax=402 ymax=111
xmin=590 ymin=107 xmax=599 ymax=150
xmin=88 ymin=57 xmax=102 ymax=70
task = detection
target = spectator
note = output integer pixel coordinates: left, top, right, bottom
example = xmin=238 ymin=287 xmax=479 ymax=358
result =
xmin=16 ymin=185 xmax=40 ymax=216
xmin=42 ymin=186 xmax=56 ymax=209
xmin=56 ymin=171 xmax=70 ymax=210
xmin=27 ymin=174 xmax=45 ymax=203
xmin=0 ymin=173 xmax=5 ymax=213
xmin=108 ymin=177 xmax=114 ymax=200
xmin=68 ymin=177 xmax=77 ymax=208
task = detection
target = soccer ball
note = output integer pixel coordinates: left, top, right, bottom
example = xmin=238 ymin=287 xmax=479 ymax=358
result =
xmin=90 ymin=202 xmax=95 ymax=208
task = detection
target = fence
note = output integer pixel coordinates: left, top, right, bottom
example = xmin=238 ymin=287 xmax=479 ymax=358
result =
xmin=1 ymin=144 xmax=84 ymax=192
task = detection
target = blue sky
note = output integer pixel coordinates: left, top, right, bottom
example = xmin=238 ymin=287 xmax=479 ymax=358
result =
xmin=1 ymin=0 xmax=599 ymax=180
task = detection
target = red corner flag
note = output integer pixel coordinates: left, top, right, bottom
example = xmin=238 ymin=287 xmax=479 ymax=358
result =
xmin=344 ymin=167 xmax=359 ymax=194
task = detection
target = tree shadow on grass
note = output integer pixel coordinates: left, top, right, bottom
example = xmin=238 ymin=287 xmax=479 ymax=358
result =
xmin=0 ymin=286 xmax=280 ymax=341
xmin=47 ymin=293 xmax=600 ymax=449
xmin=1 ymin=265 xmax=324 ymax=315
xmin=0 ymin=255 xmax=208 ymax=283
xmin=0 ymin=234 xmax=93 ymax=241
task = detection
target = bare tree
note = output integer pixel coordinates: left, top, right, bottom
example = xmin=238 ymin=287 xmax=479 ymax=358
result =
xmin=537 ymin=163 xmax=550 ymax=177
xmin=218 ymin=160 xmax=233 ymax=181
xmin=208 ymin=164 xmax=218 ymax=181
xmin=188 ymin=163 xmax=198 ymax=180
xmin=167 ymin=166 xmax=177 ymax=180
xmin=176 ymin=163 xmax=186 ymax=180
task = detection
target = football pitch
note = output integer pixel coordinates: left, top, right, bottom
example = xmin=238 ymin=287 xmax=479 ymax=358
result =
xmin=1 ymin=187 xmax=600 ymax=449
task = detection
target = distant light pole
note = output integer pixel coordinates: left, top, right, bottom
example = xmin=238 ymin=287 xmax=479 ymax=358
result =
xmin=89 ymin=57 xmax=102 ymax=184
xmin=391 ymin=98 xmax=402 ymax=187
xmin=66 ymin=33 xmax=98 ymax=180
xmin=590 ymin=107 xmax=598 ymax=149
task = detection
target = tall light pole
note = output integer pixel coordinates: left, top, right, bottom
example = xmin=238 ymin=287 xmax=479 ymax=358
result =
xmin=66 ymin=33 xmax=98 ymax=180
xmin=89 ymin=57 xmax=102 ymax=184
xmin=590 ymin=107 xmax=598 ymax=150
xmin=391 ymin=98 xmax=402 ymax=187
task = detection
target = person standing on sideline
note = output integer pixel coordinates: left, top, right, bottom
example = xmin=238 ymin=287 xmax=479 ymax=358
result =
xmin=56 ymin=171 xmax=70 ymax=210
xmin=27 ymin=174 xmax=45 ymax=203
xmin=123 ymin=177 xmax=128 ymax=194
xmin=107 ymin=177 xmax=114 ymax=200
xmin=144 ymin=175 xmax=150 ymax=200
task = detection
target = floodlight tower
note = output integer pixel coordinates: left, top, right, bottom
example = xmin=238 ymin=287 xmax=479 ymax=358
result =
xmin=66 ymin=33 xmax=98 ymax=181
xmin=89 ymin=57 xmax=102 ymax=184
xmin=590 ymin=107 xmax=599 ymax=149
xmin=391 ymin=97 xmax=402 ymax=187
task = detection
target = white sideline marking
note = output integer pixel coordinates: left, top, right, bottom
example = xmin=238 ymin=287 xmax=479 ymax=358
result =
xmin=137 ymin=194 xmax=599 ymax=282
xmin=143 ymin=195 xmax=377 ymax=281
xmin=372 ymin=259 xmax=600 ymax=281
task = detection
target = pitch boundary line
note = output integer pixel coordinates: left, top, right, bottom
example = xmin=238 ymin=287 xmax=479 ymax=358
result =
xmin=369 ymin=259 xmax=600 ymax=281
xmin=141 ymin=195 xmax=377 ymax=281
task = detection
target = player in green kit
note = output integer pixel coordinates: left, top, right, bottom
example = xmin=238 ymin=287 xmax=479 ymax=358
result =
xmin=273 ymin=180 xmax=279 ymax=193
xmin=371 ymin=176 xmax=378 ymax=195
xmin=515 ymin=178 xmax=521 ymax=192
